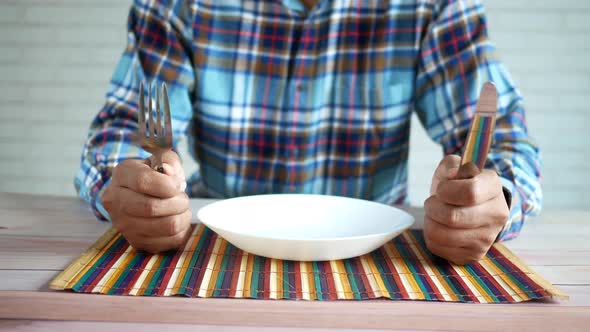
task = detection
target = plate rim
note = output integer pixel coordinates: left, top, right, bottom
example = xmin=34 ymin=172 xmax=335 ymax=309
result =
xmin=196 ymin=193 xmax=415 ymax=242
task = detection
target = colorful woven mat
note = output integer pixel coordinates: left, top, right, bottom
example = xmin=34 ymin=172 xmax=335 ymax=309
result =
xmin=50 ymin=224 xmax=567 ymax=303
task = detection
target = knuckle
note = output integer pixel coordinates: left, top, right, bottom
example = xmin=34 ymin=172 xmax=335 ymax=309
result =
xmin=464 ymin=183 xmax=479 ymax=205
xmin=484 ymin=232 xmax=497 ymax=246
xmin=141 ymin=199 xmax=159 ymax=217
xmin=469 ymin=245 xmax=489 ymax=261
xmin=477 ymin=247 xmax=489 ymax=259
xmin=181 ymin=191 xmax=190 ymax=203
xmin=135 ymin=169 xmax=151 ymax=193
xmin=101 ymin=192 xmax=115 ymax=211
xmin=172 ymin=231 xmax=186 ymax=245
xmin=484 ymin=233 xmax=497 ymax=245
xmin=498 ymin=207 xmax=510 ymax=223
xmin=165 ymin=216 xmax=182 ymax=236
xmin=167 ymin=232 xmax=184 ymax=249
xmin=477 ymin=230 xmax=496 ymax=246
xmin=448 ymin=208 xmax=462 ymax=227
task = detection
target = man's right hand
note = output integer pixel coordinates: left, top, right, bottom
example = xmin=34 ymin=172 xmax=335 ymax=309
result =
xmin=101 ymin=151 xmax=191 ymax=253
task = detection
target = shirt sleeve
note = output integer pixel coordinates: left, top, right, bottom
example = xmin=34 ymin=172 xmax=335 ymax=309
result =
xmin=413 ymin=0 xmax=542 ymax=240
xmin=74 ymin=0 xmax=195 ymax=220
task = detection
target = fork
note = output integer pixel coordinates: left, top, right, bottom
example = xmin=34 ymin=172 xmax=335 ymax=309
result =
xmin=138 ymin=81 xmax=173 ymax=173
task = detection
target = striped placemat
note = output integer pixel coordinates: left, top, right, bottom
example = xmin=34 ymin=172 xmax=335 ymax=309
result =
xmin=50 ymin=224 xmax=567 ymax=303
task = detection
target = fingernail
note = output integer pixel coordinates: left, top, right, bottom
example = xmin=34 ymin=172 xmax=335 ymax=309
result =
xmin=179 ymin=180 xmax=187 ymax=192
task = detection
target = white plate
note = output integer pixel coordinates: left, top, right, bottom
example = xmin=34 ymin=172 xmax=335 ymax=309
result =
xmin=196 ymin=194 xmax=414 ymax=261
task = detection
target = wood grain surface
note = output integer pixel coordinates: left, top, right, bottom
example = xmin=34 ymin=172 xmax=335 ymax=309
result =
xmin=0 ymin=193 xmax=589 ymax=331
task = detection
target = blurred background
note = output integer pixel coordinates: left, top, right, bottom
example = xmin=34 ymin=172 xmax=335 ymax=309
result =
xmin=0 ymin=0 xmax=588 ymax=210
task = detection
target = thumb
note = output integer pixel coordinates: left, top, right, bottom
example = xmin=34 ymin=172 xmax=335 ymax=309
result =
xmin=161 ymin=163 xmax=187 ymax=192
xmin=430 ymin=155 xmax=461 ymax=194
xmin=150 ymin=151 xmax=187 ymax=192
xmin=454 ymin=162 xmax=481 ymax=180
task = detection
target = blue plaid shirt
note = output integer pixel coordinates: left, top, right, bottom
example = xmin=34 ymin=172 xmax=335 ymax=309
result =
xmin=76 ymin=0 xmax=542 ymax=240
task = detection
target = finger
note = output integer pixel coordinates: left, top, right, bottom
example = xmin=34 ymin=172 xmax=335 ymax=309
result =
xmin=425 ymin=195 xmax=489 ymax=229
xmin=162 ymin=163 xmax=187 ymax=192
xmin=113 ymin=161 xmax=179 ymax=198
xmin=151 ymin=151 xmax=183 ymax=176
xmin=423 ymin=216 xmax=480 ymax=248
xmin=149 ymin=151 xmax=186 ymax=191
xmin=128 ymin=227 xmax=192 ymax=253
xmin=436 ymin=169 xmax=503 ymax=206
xmin=430 ymin=155 xmax=461 ymax=194
xmin=119 ymin=188 xmax=189 ymax=217
xmin=425 ymin=215 xmax=499 ymax=252
xmin=112 ymin=209 xmax=191 ymax=240
xmin=454 ymin=162 xmax=481 ymax=180
xmin=425 ymin=242 xmax=482 ymax=265
xmin=130 ymin=209 xmax=192 ymax=237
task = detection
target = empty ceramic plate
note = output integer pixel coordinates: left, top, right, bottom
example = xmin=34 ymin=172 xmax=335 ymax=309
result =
xmin=196 ymin=194 xmax=414 ymax=261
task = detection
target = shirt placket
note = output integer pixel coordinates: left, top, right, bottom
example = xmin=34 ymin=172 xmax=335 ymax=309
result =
xmin=281 ymin=10 xmax=319 ymax=193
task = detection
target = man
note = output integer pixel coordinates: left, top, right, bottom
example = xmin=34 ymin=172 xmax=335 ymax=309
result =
xmin=76 ymin=0 xmax=542 ymax=265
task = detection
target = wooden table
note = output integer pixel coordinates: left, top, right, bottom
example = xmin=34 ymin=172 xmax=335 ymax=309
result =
xmin=0 ymin=192 xmax=589 ymax=331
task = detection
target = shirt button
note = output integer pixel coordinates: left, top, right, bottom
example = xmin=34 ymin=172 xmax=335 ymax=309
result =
xmin=296 ymin=83 xmax=305 ymax=91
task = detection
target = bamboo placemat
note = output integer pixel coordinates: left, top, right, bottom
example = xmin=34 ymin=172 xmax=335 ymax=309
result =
xmin=50 ymin=225 xmax=568 ymax=303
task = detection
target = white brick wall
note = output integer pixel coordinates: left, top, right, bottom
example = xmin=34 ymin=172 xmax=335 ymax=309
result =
xmin=410 ymin=0 xmax=590 ymax=210
xmin=0 ymin=0 xmax=588 ymax=209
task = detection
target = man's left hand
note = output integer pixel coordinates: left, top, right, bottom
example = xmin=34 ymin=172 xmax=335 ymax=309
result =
xmin=424 ymin=155 xmax=510 ymax=265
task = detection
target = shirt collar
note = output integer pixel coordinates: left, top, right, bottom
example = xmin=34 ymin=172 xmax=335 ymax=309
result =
xmin=281 ymin=0 xmax=326 ymax=17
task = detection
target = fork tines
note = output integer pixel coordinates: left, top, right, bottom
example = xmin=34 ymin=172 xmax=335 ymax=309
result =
xmin=138 ymin=81 xmax=173 ymax=148
xmin=138 ymin=81 xmax=173 ymax=173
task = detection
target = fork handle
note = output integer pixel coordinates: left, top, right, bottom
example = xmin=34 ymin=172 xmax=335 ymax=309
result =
xmin=151 ymin=154 xmax=165 ymax=174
